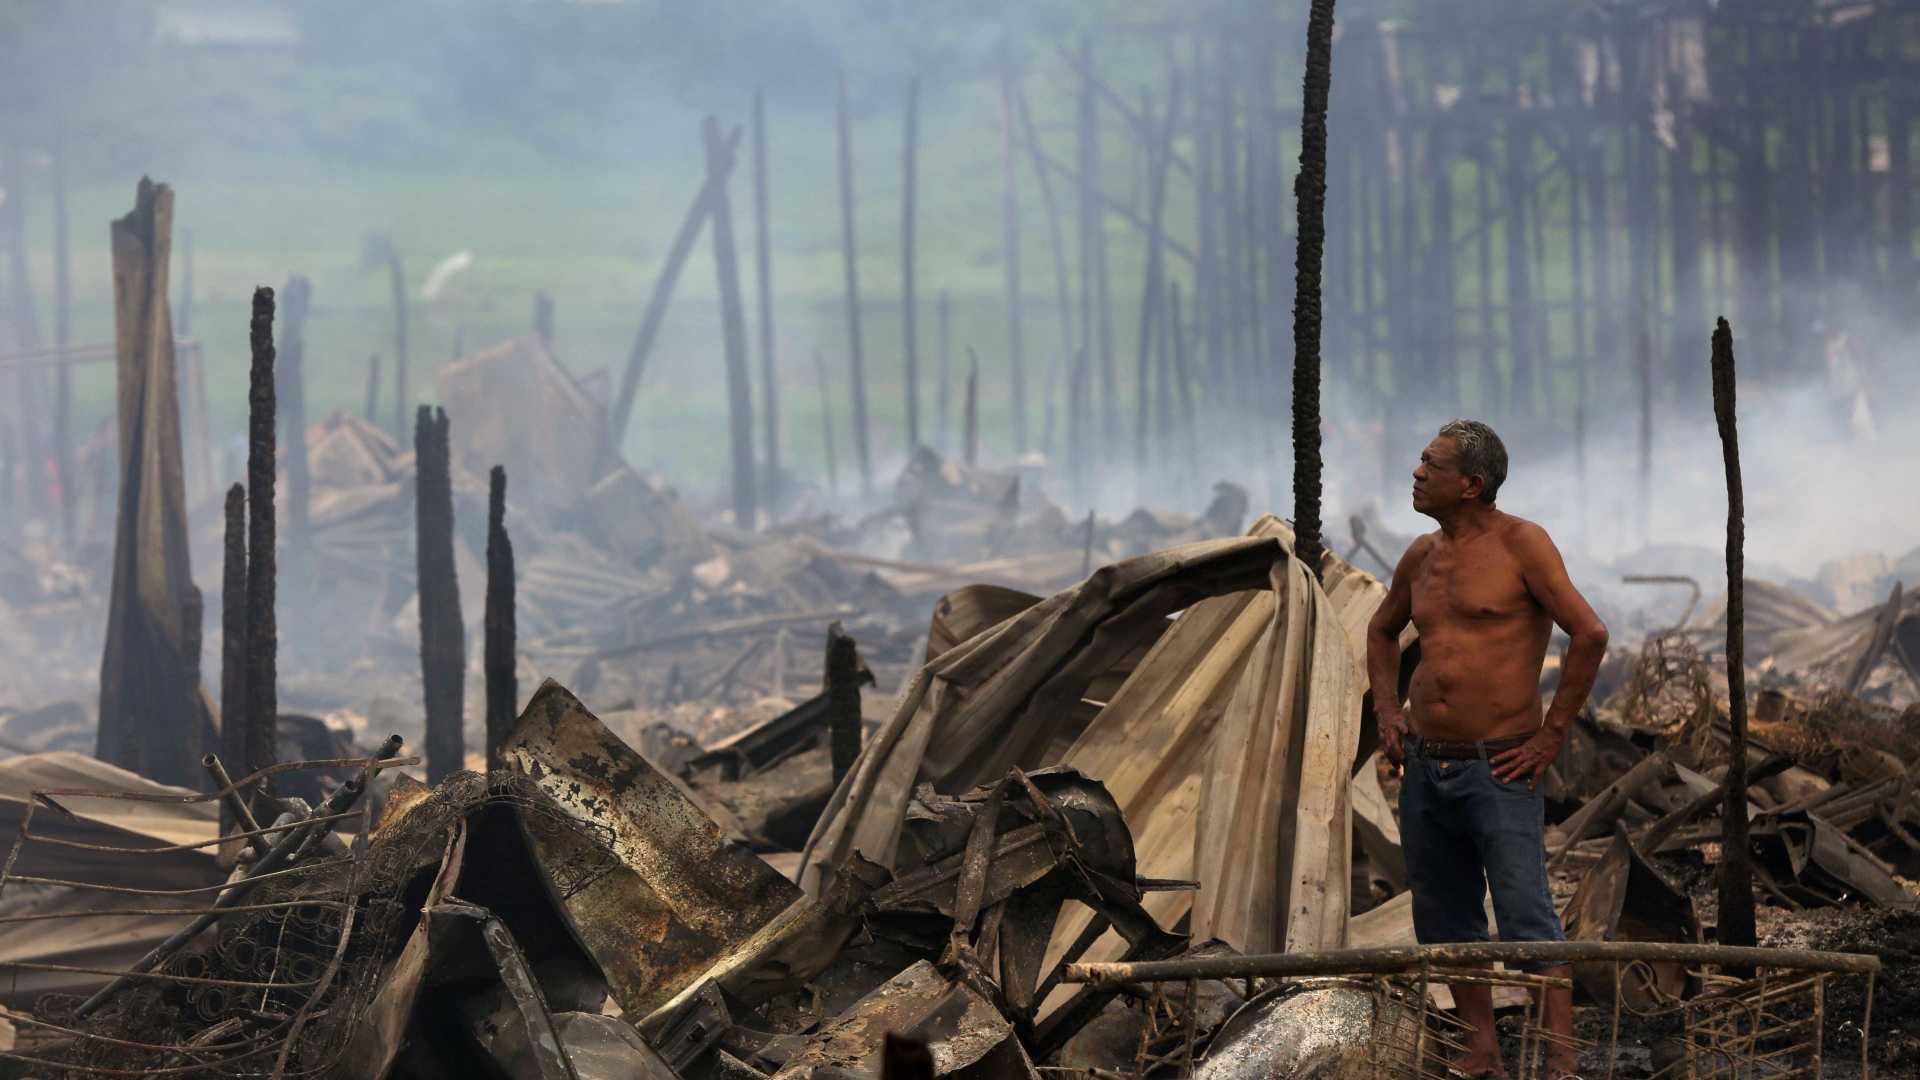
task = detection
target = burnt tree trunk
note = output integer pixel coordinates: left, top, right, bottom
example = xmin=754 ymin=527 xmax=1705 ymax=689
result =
xmin=280 ymin=276 xmax=312 ymax=555
xmin=611 ymin=126 xmax=743 ymax=451
xmin=1133 ymin=78 xmax=1179 ymax=477
xmin=705 ymin=116 xmax=758 ymax=531
xmin=388 ymin=250 xmax=408 ymax=437
xmin=220 ymin=483 xmax=247 ymax=829
xmin=534 ymin=290 xmax=554 ymax=350
xmin=1711 ymin=318 xmax=1756 ymax=950
xmin=752 ymin=88 xmax=781 ymax=513
xmin=1017 ymin=88 xmax=1075 ymax=457
xmin=1290 ymin=0 xmax=1338 ymax=577
xmin=98 ymin=178 xmax=203 ymax=788
xmin=825 ymin=622 xmax=865 ymax=785
xmin=901 ymin=75 xmax=923 ymax=452
xmin=815 ymin=347 xmax=839 ymax=496
xmin=936 ymin=291 xmax=952 ymax=451
xmin=415 ymin=406 xmax=465 ymax=783
xmin=2 ymin=143 xmax=44 ymax=518
xmin=999 ymin=49 xmax=1029 ymax=455
xmin=836 ymin=74 xmax=874 ymax=494
xmin=484 ymin=466 xmax=516 ymax=772
xmin=52 ymin=122 xmax=74 ymax=544
xmin=364 ymin=353 xmax=382 ymax=425
xmin=1170 ymin=280 xmax=1197 ymax=477
xmin=245 ymin=285 xmax=278 ymax=796
xmin=1501 ymin=118 xmax=1537 ymax=419
xmin=964 ymin=347 xmax=980 ymax=468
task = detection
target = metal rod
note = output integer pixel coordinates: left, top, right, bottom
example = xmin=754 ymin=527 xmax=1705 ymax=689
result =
xmin=72 ymin=735 xmax=403 ymax=1018
xmin=1063 ymin=941 xmax=1880 ymax=986
xmin=201 ymin=753 xmax=271 ymax=859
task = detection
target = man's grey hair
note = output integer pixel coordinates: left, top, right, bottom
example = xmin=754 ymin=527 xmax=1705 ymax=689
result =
xmin=1437 ymin=419 xmax=1508 ymax=504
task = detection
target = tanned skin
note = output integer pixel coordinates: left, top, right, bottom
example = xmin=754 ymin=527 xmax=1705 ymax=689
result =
xmin=1366 ymin=434 xmax=1609 ymax=1080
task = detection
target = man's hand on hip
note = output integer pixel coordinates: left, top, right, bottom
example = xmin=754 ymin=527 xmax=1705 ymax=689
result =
xmin=1490 ymin=727 xmax=1565 ymax=789
xmin=1379 ymin=710 xmax=1410 ymax=767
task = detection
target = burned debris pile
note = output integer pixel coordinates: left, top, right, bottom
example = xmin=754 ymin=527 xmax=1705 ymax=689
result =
xmin=3 ymin=506 xmax=1908 ymax=1078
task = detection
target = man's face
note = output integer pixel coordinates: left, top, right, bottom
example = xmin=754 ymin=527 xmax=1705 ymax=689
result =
xmin=1411 ymin=436 xmax=1477 ymax=516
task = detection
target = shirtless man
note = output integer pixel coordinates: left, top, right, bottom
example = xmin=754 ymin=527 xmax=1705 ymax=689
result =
xmin=1366 ymin=420 xmax=1609 ymax=1080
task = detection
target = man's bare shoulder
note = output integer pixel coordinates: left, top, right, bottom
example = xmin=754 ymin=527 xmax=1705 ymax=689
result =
xmin=1402 ymin=531 xmax=1441 ymax=564
xmin=1492 ymin=511 xmax=1557 ymax=554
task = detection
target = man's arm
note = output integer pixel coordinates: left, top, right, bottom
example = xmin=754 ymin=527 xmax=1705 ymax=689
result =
xmin=1491 ymin=521 xmax=1610 ymax=785
xmin=1366 ymin=537 xmax=1429 ymax=766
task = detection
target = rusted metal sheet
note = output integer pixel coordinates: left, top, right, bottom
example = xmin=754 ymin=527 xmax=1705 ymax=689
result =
xmin=768 ymin=960 xmax=1036 ymax=1079
xmin=342 ymin=821 xmax=468 ymax=1078
xmin=1561 ymin=826 xmax=1699 ymax=1008
xmin=799 ymin=533 xmax=1291 ymax=896
xmin=503 ymin=679 xmax=802 ymax=1017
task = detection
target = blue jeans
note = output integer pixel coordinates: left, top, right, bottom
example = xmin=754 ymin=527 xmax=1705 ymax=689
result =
xmin=1399 ymin=735 xmax=1565 ymax=971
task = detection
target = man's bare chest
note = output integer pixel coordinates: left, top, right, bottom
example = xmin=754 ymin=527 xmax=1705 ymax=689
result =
xmin=1409 ymin=544 xmax=1535 ymax=627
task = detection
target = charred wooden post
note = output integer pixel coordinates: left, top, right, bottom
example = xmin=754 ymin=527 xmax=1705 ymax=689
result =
xmin=836 ymin=73 xmax=874 ymax=495
xmin=280 ymin=276 xmax=312 ymax=554
xmin=815 ymin=346 xmax=839 ymax=496
xmin=1081 ymin=508 xmax=1096 ymax=578
xmin=611 ymin=126 xmax=744 ymax=450
xmin=1712 ymin=317 xmax=1756 ymax=952
xmin=1132 ymin=78 xmax=1179 ymax=476
xmin=178 ymin=228 xmax=192 ymax=339
xmin=825 ymin=621 xmax=865 ymax=784
xmin=1474 ymin=137 xmax=1499 ymax=412
xmin=387 ymin=248 xmax=408 ymax=436
xmin=245 ymin=285 xmax=279 ymax=793
xmin=901 ymin=74 xmax=923 ymax=451
xmin=963 ymin=347 xmax=980 ymax=468
xmin=1501 ymin=117 xmax=1537 ymax=418
xmin=1017 ymin=88 xmax=1075 ymax=457
xmin=484 ymin=466 xmax=516 ymax=773
xmin=2 ymin=143 xmax=45 ymax=518
xmin=220 ymin=484 xmax=248 ymax=827
xmin=1076 ymin=35 xmax=1117 ymax=446
xmin=1192 ymin=37 xmax=1223 ymax=423
xmin=705 ymin=115 xmax=758 ymax=531
xmin=533 ymin=290 xmax=554 ymax=350
xmin=98 ymin=178 xmax=204 ymax=788
xmin=997 ymin=47 xmax=1029 ymax=456
xmin=415 ymin=406 xmax=465 ymax=783
xmin=752 ymin=87 xmax=781 ymax=513
xmin=1637 ymin=324 xmax=1653 ymax=547
xmin=52 ymin=123 xmax=74 ymax=545
xmin=364 ymin=353 xmax=382 ymax=424
xmin=936 ymin=290 xmax=953 ymax=451
xmin=1290 ymin=0 xmax=1337 ymax=579
xmin=1170 ymin=279 xmax=1197 ymax=477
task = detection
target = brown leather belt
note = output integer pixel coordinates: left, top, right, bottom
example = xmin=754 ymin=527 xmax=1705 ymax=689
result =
xmin=1407 ymin=733 xmax=1530 ymax=760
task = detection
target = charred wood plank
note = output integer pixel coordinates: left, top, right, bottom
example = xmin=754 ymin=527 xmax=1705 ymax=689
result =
xmin=825 ymin=621 xmax=868 ymax=785
xmin=705 ymin=116 xmax=758 ymax=531
xmin=902 ymin=75 xmax=923 ymax=452
xmin=752 ymin=88 xmax=781 ymax=513
xmin=485 ymin=466 xmax=517 ymax=772
xmin=611 ymin=125 xmax=745 ymax=450
xmin=416 ymin=406 xmax=466 ymax=782
xmin=836 ymin=73 xmax=874 ymax=494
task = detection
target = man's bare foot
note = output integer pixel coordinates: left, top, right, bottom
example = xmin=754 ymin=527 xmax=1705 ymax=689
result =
xmin=1544 ymin=1048 xmax=1581 ymax=1080
xmin=1452 ymin=1048 xmax=1508 ymax=1079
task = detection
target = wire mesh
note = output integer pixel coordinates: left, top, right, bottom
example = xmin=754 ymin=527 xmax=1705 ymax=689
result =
xmin=1111 ymin=956 xmax=1874 ymax=1080
xmin=0 ymin=758 xmax=622 ymax=1079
